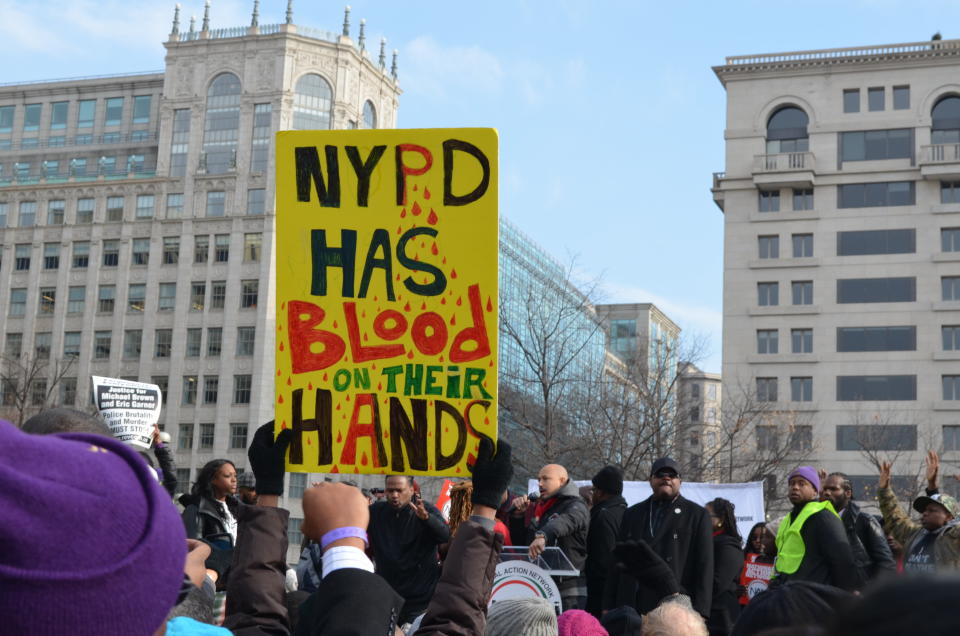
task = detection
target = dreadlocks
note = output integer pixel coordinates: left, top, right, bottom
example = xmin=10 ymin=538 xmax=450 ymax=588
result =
xmin=448 ymin=481 xmax=474 ymax=537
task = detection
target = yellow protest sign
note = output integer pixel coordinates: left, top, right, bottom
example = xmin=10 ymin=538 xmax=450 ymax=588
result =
xmin=275 ymin=128 xmax=498 ymax=476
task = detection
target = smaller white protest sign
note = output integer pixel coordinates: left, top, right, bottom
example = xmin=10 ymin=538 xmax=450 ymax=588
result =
xmin=490 ymin=561 xmax=562 ymax=614
xmin=91 ymin=376 xmax=162 ymax=450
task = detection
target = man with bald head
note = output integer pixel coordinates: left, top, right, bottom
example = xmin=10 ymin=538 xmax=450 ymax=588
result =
xmin=510 ymin=462 xmax=589 ymax=610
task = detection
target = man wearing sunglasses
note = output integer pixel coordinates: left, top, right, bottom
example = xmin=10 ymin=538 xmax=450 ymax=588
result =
xmin=602 ymin=457 xmax=714 ymax=620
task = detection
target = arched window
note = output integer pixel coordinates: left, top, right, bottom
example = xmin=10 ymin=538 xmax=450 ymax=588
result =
xmin=766 ymin=106 xmax=809 ymax=154
xmin=932 ymin=96 xmax=960 ymax=145
xmin=362 ymin=100 xmax=377 ymax=129
xmin=202 ymin=72 xmax=241 ymax=175
xmin=293 ymin=74 xmax=333 ymax=130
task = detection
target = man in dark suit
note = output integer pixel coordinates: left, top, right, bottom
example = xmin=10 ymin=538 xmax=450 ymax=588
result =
xmin=603 ymin=457 xmax=714 ymax=619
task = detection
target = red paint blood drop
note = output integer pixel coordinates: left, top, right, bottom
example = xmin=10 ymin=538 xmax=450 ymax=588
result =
xmin=277 ymin=325 xmax=282 ymax=331
xmin=281 ymin=302 xmax=286 ymax=310
xmin=384 ymin=430 xmax=389 ymax=438
xmin=281 ymin=421 xmax=288 ymax=429
xmin=413 ymin=184 xmax=418 ymax=191
xmin=397 ymin=225 xmax=402 ymax=234
xmin=308 ymin=382 xmax=313 ymax=390
xmin=443 ymin=256 xmax=447 ymax=265
xmin=427 ymin=209 xmax=438 ymax=225
xmin=414 ymin=254 xmax=420 ymax=261
xmin=450 ymin=314 xmax=457 ymax=326
xmin=400 ymin=207 xmax=407 ymax=218
xmin=439 ymin=355 xmax=444 ymax=362
xmin=441 ymin=297 xmax=446 ymax=304
xmin=421 ymin=302 xmax=427 ymax=310
xmin=412 ymin=201 xmax=422 ymax=216
xmin=307 ymin=437 xmax=312 ymax=445
xmin=456 ymin=297 xmax=462 ymax=306
xmin=404 ymin=302 xmax=411 ymax=312
xmin=361 ymin=453 xmax=368 ymax=466
xmin=331 ymin=465 xmax=339 ymax=473
xmin=374 ymin=296 xmax=378 ymax=302
xmin=346 ymin=394 xmax=351 ymax=401
xmin=450 ymin=268 xmax=458 ymax=279
xmin=336 ymin=403 xmax=341 ymax=410
xmin=407 ymin=350 xmax=414 ymax=359
xmin=364 ymin=332 xmax=369 ymax=341
xmin=467 ymin=454 xmax=477 ymax=465
xmin=287 ymin=377 xmax=292 ymax=386
xmin=484 ymin=417 xmax=490 ymax=425
xmin=420 ymin=242 xmax=425 ymax=249
xmin=332 ymin=320 xmax=338 ymax=328
xmin=279 ymin=342 xmax=285 ymax=351
xmin=431 ymin=243 xmax=439 ymax=255
xmin=372 ymin=363 xmax=377 ymax=369
xmin=456 ymin=466 xmax=462 ymax=473
xmin=489 ymin=359 xmax=494 ymax=367
xmin=277 ymin=369 xmax=282 ymax=376
xmin=277 ymin=395 xmax=284 ymax=404
xmin=378 ymin=383 xmax=382 ymax=390
xmin=424 ymin=186 xmax=431 ymax=200
xmin=486 ymin=297 xmax=493 ymax=312
xmin=353 ymin=466 xmax=359 ymax=473
xmin=362 ymin=310 xmax=366 ymax=318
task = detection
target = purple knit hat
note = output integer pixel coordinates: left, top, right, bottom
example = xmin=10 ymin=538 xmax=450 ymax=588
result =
xmin=558 ymin=609 xmax=609 ymax=635
xmin=0 ymin=419 xmax=187 ymax=635
xmin=788 ymin=466 xmax=821 ymax=492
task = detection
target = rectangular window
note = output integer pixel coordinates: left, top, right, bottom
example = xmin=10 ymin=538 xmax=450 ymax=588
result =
xmin=190 ymin=282 xmax=205 ymax=311
xmin=77 ymin=100 xmax=95 ymax=128
xmin=34 ymin=332 xmax=51 ymax=360
xmin=214 ymin=234 xmax=230 ymax=262
xmin=104 ymin=97 xmax=123 ymax=126
xmin=0 ymin=202 xmax=7 ymax=228
xmin=837 ymin=229 xmax=915 ymax=256
xmin=792 ymin=233 xmax=813 ymax=257
xmin=757 ymin=329 xmax=778 ymax=354
xmin=0 ymin=105 xmax=13 ymax=132
xmin=60 ymin=377 xmax=77 ymax=406
xmin=240 ymin=280 xmax=259 ymax=308
xmin=43 ymin=243 xmax=60 ymax=269
xmin=102 ymin=240 xmax=119 ymax=267
xmin=97 ymin=285 xmax=115 ymax=313
xmin=792 ymin=281 xmax=813 ymax=305
xmin=14 ymin=244 xmax=30 ymax=270
xmin=837 ymin=375 xmax=917 ymax=401
xmin=133 ymin=95 xmax=151 ymax=124
xmin=837 ymin=425 xmax=916 ymax=451
xmin=247 ymin=188 xmax=266 ymax=215
xmin=942 ymin=181 xmax=960 ymax=204
xmin=50 ymin=101 xmax=68 ymax=129
xmin=19 ymin=201 xmax=36 ymax=227
xmin=76 ymin=198 xmax=94 ymax=224
xmin=5 ymin=333 xmax=22 ymax=357
xmin=47 ymin=199 xmax=65 ymax=225
xmin=182 ymin=376 xmax=198 ymax=406
xmin=152 ymin=375 xmax=168 ymax=406
xmin=127 ymin=283 xmax=145 ymax=313
xmin=131 ymin=238 xmax=150 ymax=266
xmin=791 ymin=328 xmax=813 ymax=353
xmin=9 ymin=288 xmax=26 ymax=317
xmin=106 ymin=196 xmax=124 ymax=222
xmin=893 ymin=86 xmax=910 ymax=110
xmin=135 ymin=194 xmax=155 ymax=219
xmin=169 ymin=109 xmax=191 ymax=178
xmin=41 ymin=160 xmax=59 ymax=176
xmin=944 ymin=326 xmax=960 ymax=351
xmin=868 ymin=87 xmax=885 ymax=111
xmin=758 ymin=190 xmax=780 ymax=212
xmin=843 ymin=89 xmax=860 ymax=113
xmin=31 ymin=379 xmax=47 ymax=407
xmin=288 ymin=517 xmax=304 ymax=547
xmin=791 ymin=377 xmax=813 ymax=402
xmin=943 ymin=228 xmax=960 ymax=252
xmin=23 ymin=103 xmax=41 ymax=131
xmin=793 ymin=188 xmax=814 ymax=210
xmin=94 ymin=331 xmax=112 ymax=359
xmin=199 ymin=423 xmax=215 ymax=450
xmin=789 ymin=425 xmax=813 ymax=451
xmin=207 ymin=327 xmax=222 ymax=357
xmin=230 ymin=423 xmax=248 ymax=449
xmin=158 ymin=283 xmax=176 ymax=311
xmin=838 ymin=182 xmax=915 ymax=208
xmin=233 ymin=374 xmax=252 ymax=404
xmin=67 ymin=286 xmax=85 ymax=314
xmin=203 ymin=376 xmax=219 ymax=405
xmin=98 ymin=156 xmax=116 ymax=176
xmin=69 ymin=158 xmax=88 ymax=178
xmin=206 ymin=191 xmax=225 ymax=217
xmin=211 ymin=281 xmax=226 ymax=309
xmin=194 ymin=235 xmax=209 ymax=264
xmin=178 ymin=423 xmax=194 ymax=450
xmin=837 ymin=326 xmax=917 ymax=352
xmin=63 ymin=332 xmax=81 ymax=358
xmin=163 ymin=237 xmax=180 ymax=264
xmin=289 ymin=474 xmax=307 ymax=499
xmin=840 ymin=129 xmax=912 ymax=162
xmin=756 ymin=378 xmax=777 ymax=402
xmin=944 ymin=375 xmax=960 ymax=400
xmin=837 ymin=277 xmax=916 ymax=303
xmin=123 ymin=330 xmax=142 ymax=359
xmin=155 ymin=329 xmax=172 ymax=358
xmin=244 ymin=233 xmax=262 ymax=262
xmin=186 ymin=329 xmax=202 ymax=357
xmin=236 ymin=326 xmax=255 ymax=356
xmin=251 ymin=104 xmax=272 ymax=173
xmin=944 ymin=277 xmax=960 ymax=301
xmin=166 ymin=193 xmax=184 ymax=218
xmin=38 ymin=287 xmax=55 ymax=314
xmin=945 ymin=426 xmax=960 ymax=452
xmin=758 ymin=282 xmax=778 ymax=306
xmin=758 ymin=235 xmax=779 ymax=259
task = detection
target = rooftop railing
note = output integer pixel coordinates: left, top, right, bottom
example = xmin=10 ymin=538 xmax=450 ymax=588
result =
xmin=0 ymin=162 xmax=159 ymax=187
xmin=0 ymin=70 xmax=162 ymax=88
xmin=0 ymin=131 xmax=159 ymax=152
xmin=723 ymin=38 xmax=960 ymax=67
xmin=179 ymin=23 xmax=338 ymax=45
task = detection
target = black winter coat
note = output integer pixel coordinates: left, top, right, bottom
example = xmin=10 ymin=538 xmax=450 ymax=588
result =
xmin=841 ymin=500 xmax=896 ymax=582
xmin=603 ymin=493 xmax=714 ymax=618
xmin=585 ymin=494 xmax=627 ymax=615
xmin=510 ymin=480 xmax=590 ymax=569
xmin=707 ymin=533 xmax=744 ymax=636
xmin=772 ymin=504 xmax=860 ymax=591
xmin=181 ymin=495 xmax=238 ymax=546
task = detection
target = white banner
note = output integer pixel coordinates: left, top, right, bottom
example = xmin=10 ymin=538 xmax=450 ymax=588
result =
xmin=527 ymin=479 xmax=765 ymax=543
xmin=91 ymin=376 xmax=163 ymax=450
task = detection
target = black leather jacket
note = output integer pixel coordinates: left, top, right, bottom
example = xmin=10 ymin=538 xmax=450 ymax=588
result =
xmin=181 ymin=495 xmax=238 ymax=546
xmin=841 ymin=500 xmax=896 ymax=582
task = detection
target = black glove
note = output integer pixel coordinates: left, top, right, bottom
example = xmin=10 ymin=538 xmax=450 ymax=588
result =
xmin=248 ymin=421 xmax=292 ymax=496
xmin=613 ymin=539 xmax=680 ymax=599
xmin=470 ymin=437 xmax=513 ymax=509
xmin=203 ymin=544 xmax=233 ymax=582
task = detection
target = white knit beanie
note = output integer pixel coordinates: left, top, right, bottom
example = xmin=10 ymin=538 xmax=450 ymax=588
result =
xmin=486 ymin=598 xmax=558 ymax=636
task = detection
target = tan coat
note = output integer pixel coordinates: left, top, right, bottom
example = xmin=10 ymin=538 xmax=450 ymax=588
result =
xmin=878 ymin=486 xmax=960 ymax=569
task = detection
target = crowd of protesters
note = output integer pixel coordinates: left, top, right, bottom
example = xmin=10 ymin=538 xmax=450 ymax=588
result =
xmin=6 ymin=407 xmax=960 ymax=635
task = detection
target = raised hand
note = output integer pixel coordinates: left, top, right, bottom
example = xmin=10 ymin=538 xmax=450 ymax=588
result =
xmin=878 ymin=461 xmax=892 ymax=490
xmin=926 ymin=450 xmax=940 ymax=490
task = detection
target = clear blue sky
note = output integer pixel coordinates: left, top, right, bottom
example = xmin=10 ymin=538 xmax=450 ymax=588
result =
xmin=4 ymin=0 xmax=956 ymax=372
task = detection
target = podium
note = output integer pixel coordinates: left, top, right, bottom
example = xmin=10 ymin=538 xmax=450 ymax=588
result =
xmin=490 ymin=546 xmax=580 ymax=614
xmin=498 ymin=545 xmax=580 ymax=576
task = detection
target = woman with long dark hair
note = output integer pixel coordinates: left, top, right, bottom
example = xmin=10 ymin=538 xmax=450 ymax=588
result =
xmin=705 ymin=497 xmax=745 ymax=636
xmin=180 ymin=459 xmax=239 ymax=548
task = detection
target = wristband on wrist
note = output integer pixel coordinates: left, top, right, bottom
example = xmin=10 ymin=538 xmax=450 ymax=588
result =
xmin=321 ymin=526 xmax=369 ymax=550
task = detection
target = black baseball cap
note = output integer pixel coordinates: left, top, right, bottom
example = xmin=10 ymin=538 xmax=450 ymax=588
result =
xmin=651 ymin=457 xmax=681 ymax=477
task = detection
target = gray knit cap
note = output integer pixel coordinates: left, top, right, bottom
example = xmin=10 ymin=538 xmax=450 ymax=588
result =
xmin=486 ymin=598 xmax=557 ymax=636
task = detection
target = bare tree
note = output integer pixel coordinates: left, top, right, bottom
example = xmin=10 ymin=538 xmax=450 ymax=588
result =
xmin=847 ymin=407 xmax=938 ymax=500
xmin=0 ymin=354 xmax=77 ymax=427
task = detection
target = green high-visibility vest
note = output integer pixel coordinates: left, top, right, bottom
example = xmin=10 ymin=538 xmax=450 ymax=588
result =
xmin=774 ymin=500 xmax=838 ymax=575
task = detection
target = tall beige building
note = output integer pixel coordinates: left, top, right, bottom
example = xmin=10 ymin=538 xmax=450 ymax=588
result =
xmin=0 ymin=4 xmax=400 ymax=558
xmin=713 ymin=38 xmax=960 ymax=499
